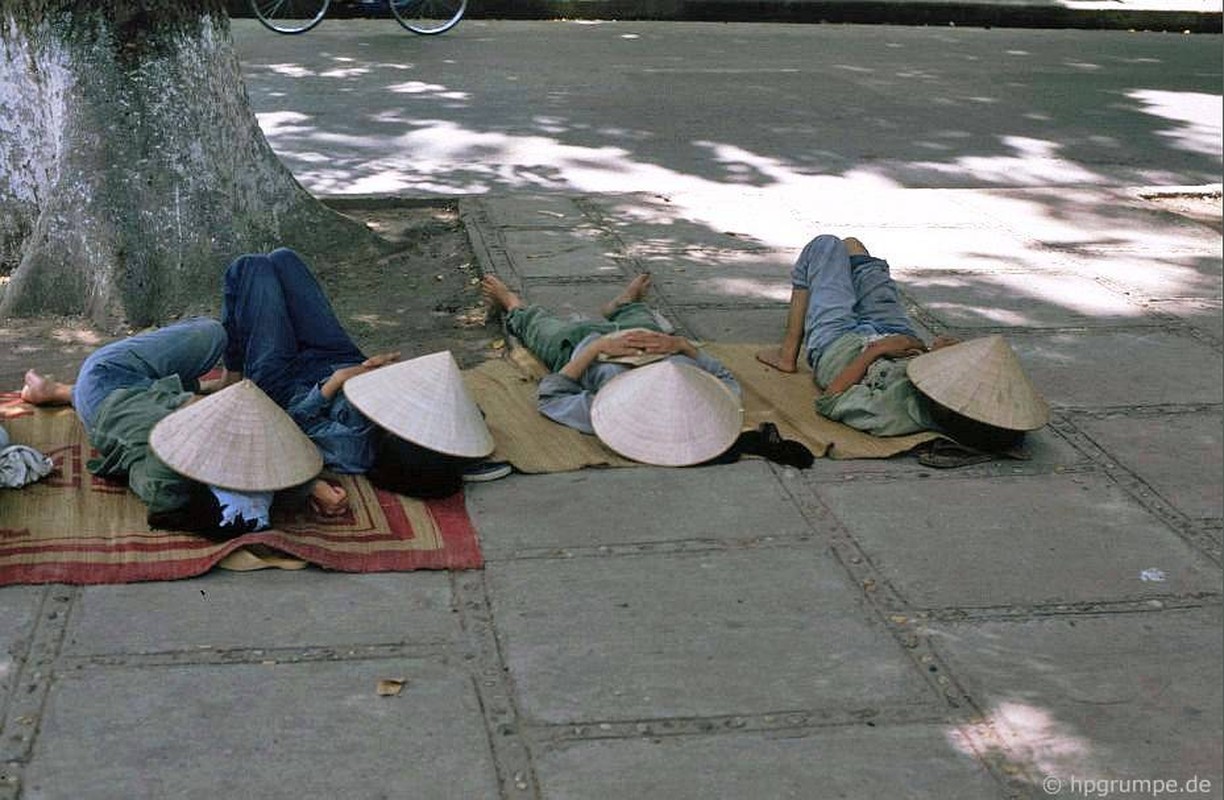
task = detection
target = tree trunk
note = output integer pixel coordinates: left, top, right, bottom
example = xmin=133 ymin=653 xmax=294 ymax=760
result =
xmin=0 ymin=0 xmax=381 ymax=328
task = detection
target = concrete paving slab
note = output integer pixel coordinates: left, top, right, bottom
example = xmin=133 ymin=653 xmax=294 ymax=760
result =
xmin=901 ymin=270 xmax=1152 ymax=329
xmin=593 ymin=196 xmax=783 ymax=252
xmin=487 ymin=547 xmax=938 ymax=723
xmin=815 ymin=473 xmax=1220 ymax=609
xmin=477 ymin=195 xmax=590 ymax=228
xmin=62 ymin=571 xmax=459 ymax=655
xmin=822 ymin=227 xmax=1060 ymax=277
xmin=1009 ymin=330 xmax=1224 ymax=408
xmin=510 ymin=282 xmax=645 ymax=322
xmin=1151 ymin=298 xmax=1224 ymax=341
xmin=677 ymin=303 xmax=940 ymax=343
xmin=1058 ymin=251 xmax=1223 ymax=301
xmin=926 ymin=609 xmax=1223 ymax=792
xmin=780 ymin=187 xmax=1003 ymax=230
xmin=801 ymin=423 xmax=1086 ymax=480
xmin=951 ymin=188 xmax=1222 ymax=254
xmin=468 ymin=461 xmax=811 ymax=558
xmin=24 ymin=659 xmax=499 ymax=800
xmin=623 ymin=245 xmax=792 ymax=277
xmin=1072 ymin=409 xmax=1224 ymax=521
xmin=654 ymin=274 xmax=792 ymax=306
xmin=501 ymin=228 xmax=626 ymax=279
xmin=676 ymin=306 xmax=792 ymax=343
xmin=533 ymin=723 xmax=1005 ymax=800
xmin=0 ymin=586 xmax=43 ymax=698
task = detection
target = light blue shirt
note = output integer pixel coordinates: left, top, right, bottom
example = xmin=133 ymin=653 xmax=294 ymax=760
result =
xmin=536 ymin=333 xmax=742 ymax=434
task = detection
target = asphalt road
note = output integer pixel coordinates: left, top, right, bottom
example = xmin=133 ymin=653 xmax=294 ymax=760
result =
xmin=234 ymin=19 xmax=1223 ymax=199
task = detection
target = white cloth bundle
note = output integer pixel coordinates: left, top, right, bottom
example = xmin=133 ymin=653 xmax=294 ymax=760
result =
xmin=0 ymin=445 xmax=55 ymax=489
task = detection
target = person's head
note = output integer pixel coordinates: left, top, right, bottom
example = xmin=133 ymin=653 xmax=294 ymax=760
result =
xmin=342 ymin=350 xmax=495 ymax=495
xmin=150 ymin=379 xmax=322 ymax=488
xmin=906 ymin=335 xmax=1049 ymax=452
xmin=367 ymin=434 xmax=473 ymax=499
xmin=590 ymin=360 xmax=743 ymax=467
xmin=147 ymin=380 xmax=322 ymax=536
xmin=927 ymin=401 xmax=1027 ymax=453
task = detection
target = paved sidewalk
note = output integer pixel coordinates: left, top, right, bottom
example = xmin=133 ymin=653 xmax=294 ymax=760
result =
xmin=2 ymin=20 xmax=1221 ymax=800
xmin=8 ymin=186 xmax=1220 ymax=800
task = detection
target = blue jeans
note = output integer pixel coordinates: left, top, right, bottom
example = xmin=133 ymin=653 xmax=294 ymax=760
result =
xmin=792 ymin=234 xmax=919 ymax=368
xmin=221 ymin=248 xmax=366 ymax=408
xmin=72 ymin=318 xmax=226 ymax=432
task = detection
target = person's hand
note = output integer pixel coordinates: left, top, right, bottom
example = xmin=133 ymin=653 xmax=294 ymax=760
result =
xmin=322 ymin=351 xmax=401 ymax=398
xmin=612 ymin=330 xmax=695 ymax=358
xmin=595 ymin=334 xmax=645 ymax=359
xmin=308 ymin=480 xmax=349 ymax=518
xmin=870 ymin=335 xmax=927 ymax=359
xmin=361 ymin=352 xmax=400 ymax=370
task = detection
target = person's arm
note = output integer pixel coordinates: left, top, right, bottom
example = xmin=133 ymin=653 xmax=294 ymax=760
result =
xmin=288 ymin=352 xmax=400 ymax=434
xmin=822 ymin=335 xmax=926 ymax=395
xmin=320 ymin=352 xmax=400 ymax=400
xmin=540 ymin=333 xmax=646 ymax=432
xmin=557 ymin=335 xmax=646 ymax=381
xmin=537 ymin=373 xmax=598 ymax=434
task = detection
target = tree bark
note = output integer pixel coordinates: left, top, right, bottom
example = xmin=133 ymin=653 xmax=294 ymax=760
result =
xmin=0 ymin=0 xmax=381 ymax=327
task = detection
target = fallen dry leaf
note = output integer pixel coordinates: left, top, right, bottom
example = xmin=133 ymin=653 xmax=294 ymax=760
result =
xmin=377 ymin=678 xmax=407 ymax=697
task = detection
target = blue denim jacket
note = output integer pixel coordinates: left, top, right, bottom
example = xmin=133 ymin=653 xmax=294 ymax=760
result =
xmin=287 ymin=383 xmax=379 ymax=474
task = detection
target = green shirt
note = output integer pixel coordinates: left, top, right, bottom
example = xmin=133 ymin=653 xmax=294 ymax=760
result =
xmin=813 ymin=333 xmax=937 ymax=437
xmin=87 ymin=375 xmax=199 ymax=514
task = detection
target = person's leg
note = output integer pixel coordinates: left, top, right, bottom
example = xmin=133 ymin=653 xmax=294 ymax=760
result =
xmin=20 ymin=371 xmax=73 ymax=406
xmin=70 ymin=318 xmax=226 ymax=430
xmin=265 ymin=248 xmax=366 ymax=364
xmin=603 ymin=301 xmax=663 ymax=331
xmin=221 ymin=253 xmax=303 ymax=406
xmin=598 ymin=274 xmax=652 ymax=319
xmin=759 ymin=235 xmax=862 ymax=371
xmin=483 ymin=275 xmax=613 ymax=371
xmin=845 ymin=238 xmax=919 ymax=339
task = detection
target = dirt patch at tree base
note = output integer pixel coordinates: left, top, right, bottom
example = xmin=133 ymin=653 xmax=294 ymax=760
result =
xmin=0 ymin=201 xmax=502 ymax=392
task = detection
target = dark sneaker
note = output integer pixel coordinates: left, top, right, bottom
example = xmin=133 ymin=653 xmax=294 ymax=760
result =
xmin=462 ymin=461 xmax=513 ymax=483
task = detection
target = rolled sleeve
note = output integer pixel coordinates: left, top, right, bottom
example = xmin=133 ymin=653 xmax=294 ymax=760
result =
xmin=537 ymin=373 xmax=596 ymax=434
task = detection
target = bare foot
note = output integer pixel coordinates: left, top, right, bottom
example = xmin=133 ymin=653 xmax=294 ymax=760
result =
xmin=755 ymin=346 xmax=798 ymax=374
xmin=308 ymin=480 xmax=349 ymax=518
xmin=20 ymin=370 xmax=73 ymax=406
xmin=480 ymin=275 xmax=524 ymax=312
xmin=600 ymin=273 xmax=652 ymax=318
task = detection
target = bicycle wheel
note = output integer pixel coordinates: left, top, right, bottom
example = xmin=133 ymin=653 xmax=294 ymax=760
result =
xmin=251 ymin=0 xmax=330 ymax=34
xmin=391 ymin=0 xmax=466 ymax=35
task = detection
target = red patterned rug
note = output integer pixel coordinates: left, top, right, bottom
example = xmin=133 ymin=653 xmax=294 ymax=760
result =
xmin=0 ymin=393 xmax=483 ymax=584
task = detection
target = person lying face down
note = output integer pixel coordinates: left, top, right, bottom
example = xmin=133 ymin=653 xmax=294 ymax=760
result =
xmin=756 ymin=234 xmax=1049 ymax=451
xmin=21 ymin=319 xmax=326 ymax=538
xmin=480 ymin=273 xmax=747 ymax=466
xmin=216 ymin=248 xmax=509 ymax=498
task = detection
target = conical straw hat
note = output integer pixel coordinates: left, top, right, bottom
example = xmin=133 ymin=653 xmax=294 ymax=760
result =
xmin=906 ymin=335 xmax=1050 ymax=431
xmin=590 ymin=360 xmax=744 ymax=467
xmin=343 ymin=351 xmax=494 ymax=458
xmin=149 ymin=380 xmax=322 ymax=492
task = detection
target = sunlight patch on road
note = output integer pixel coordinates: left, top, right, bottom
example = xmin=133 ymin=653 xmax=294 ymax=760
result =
xmin=1128 ymin=90 xmax=1223 ymax=158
